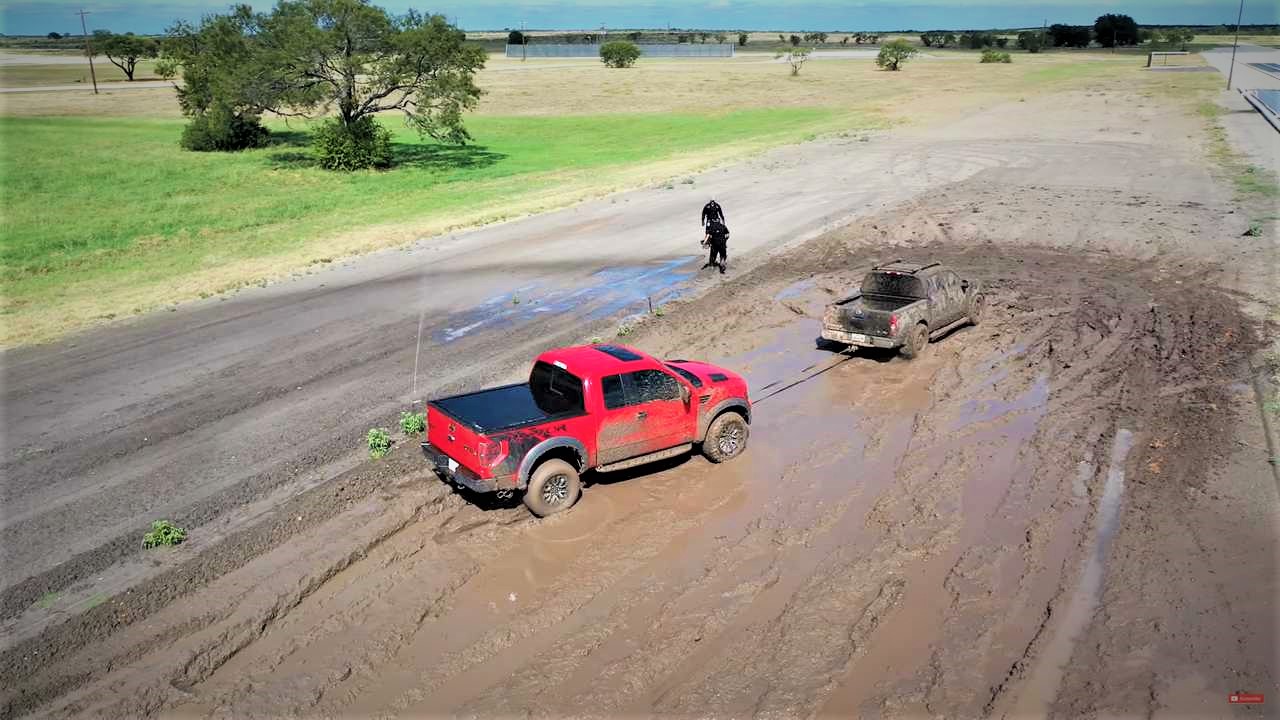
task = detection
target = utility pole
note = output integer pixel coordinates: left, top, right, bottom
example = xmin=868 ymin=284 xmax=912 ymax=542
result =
xmin=74 ymin=8 xmax=97 ymax=94
xmin=1227 ymin=0 xmax=1245 ymax=90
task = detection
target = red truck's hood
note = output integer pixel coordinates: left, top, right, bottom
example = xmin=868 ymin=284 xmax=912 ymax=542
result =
xmin=665 ymin=359 xmax=750 ymax=399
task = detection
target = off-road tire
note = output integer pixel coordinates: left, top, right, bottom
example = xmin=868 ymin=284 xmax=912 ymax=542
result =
xmin=900 ymin=323 xmax=929 ymax=359
xmin=702 ymin=412 xmax=749 ymax=463
xmin=522 ymin=459 xmax=581 ymax=517
xmin=968 ymin=294 xmax=986 ymax=326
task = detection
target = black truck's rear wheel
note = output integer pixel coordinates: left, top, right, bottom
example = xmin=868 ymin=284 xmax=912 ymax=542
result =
xmin=523 ymin=459 xmax=581 ymax=517
xmin=968 ymin=294 xmax=986 ymax=326
xmin=702 ymin=412 xmax=749 ymax=463
xmin=900 ymin=323 xmax=929 ymax=359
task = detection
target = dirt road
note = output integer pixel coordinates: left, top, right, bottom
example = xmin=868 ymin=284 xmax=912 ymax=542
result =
xmin=3 ymin=75 xmax=1278 ymax=718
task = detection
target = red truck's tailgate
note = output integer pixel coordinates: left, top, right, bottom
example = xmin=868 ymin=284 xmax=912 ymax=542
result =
xmin=427 ymin=403 xmax=493 ymax=479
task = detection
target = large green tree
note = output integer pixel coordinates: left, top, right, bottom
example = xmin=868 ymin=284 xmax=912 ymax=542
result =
xmin=92 ymin=30 xmax=158 ymax=80
xmin=160 ymin=0 xmax=484 ymax=166
xmin=1094 ymin=13 xmax=1139 ymax=47
xmin=159 ymin=7 xmax=273 ymax=151
xmin=258 ymin=0 xmax=485 ymax=146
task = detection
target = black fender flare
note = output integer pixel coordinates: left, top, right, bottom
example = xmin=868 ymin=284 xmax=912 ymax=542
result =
xmin=698 ymin=399 xmax=751 ymax=442
xmin=517 ymin=437 xmax=588 ymax=489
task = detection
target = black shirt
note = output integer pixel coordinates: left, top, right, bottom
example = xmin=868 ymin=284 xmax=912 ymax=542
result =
xmin=706 ymin=221 xmax=730 ymax=244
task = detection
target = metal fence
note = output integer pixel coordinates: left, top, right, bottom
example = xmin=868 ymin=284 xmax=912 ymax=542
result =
xmin=505 ymin=43 xmax=735 ymax=59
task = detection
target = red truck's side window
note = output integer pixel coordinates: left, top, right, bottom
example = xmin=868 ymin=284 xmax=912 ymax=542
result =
xmin=602 ymin=374 xmax=627 ymax=409
xmin=602 ymin=370 xmax=681 ymax=409
xmin=530 ymin=361 xmax=585 ymax=415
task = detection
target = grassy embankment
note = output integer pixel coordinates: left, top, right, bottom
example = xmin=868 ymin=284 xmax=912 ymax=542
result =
xmin=0 ymin=51 xmax=1188 ymax=345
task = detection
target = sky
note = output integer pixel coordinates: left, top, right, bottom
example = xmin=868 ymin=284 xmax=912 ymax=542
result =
xmin=3 ymin=0 xmax=1277 ymax=36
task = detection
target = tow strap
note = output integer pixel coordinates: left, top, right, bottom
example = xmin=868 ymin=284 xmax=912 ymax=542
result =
xmin=751 ymin=351 xmax=857 ymax=405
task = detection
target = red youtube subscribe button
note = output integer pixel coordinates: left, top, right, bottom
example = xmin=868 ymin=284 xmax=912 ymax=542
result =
xmin=1229 ymin=693 xmax=1264 ymax=704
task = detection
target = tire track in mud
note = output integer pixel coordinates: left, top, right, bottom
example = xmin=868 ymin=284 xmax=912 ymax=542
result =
xmin=5 ymin=459 xmax=459 ymax=720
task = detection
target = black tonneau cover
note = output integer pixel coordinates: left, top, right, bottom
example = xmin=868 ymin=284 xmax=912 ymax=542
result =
xmin=430 ymin=384 xmax=583 ymax=434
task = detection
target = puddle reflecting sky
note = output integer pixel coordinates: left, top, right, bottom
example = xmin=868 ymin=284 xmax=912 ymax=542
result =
xmin=432 ymin=257 xmax=697 ymax=344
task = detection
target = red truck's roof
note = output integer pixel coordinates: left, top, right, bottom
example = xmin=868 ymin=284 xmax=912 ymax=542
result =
xmin=535 ymin=344 xmax=658 ymax=378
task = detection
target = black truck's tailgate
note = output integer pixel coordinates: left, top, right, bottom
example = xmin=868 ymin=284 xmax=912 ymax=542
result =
xmin=824 ymin=295 xmax=918 ymax=336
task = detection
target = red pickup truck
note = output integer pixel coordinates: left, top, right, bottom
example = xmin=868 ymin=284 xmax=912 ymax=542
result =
xmin=422 ymin=344 xmax=751 ymax=516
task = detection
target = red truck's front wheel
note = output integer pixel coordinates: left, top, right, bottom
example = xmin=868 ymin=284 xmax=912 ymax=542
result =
xmin=523 ymin=459 xmax=582 ymax=517
xmin=702 ymin=412 xmax=749 ymax=463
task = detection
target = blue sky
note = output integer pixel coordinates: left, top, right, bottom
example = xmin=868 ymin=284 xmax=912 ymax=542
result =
xmin=3 ymin=0 xmax=1277 ymax=36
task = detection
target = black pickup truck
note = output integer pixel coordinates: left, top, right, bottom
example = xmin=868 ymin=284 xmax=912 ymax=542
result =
xmin=820 ymin=261 xmax=984 ymax=358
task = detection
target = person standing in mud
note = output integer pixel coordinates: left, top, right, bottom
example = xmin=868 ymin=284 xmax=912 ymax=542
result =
xmin=702 ymin=217 xmax=730 ymax=274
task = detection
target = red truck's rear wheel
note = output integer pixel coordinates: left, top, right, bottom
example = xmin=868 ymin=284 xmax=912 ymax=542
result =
xmin=523 ymin=459 xmax=582 ymax=517
xmin=703 ymin=412 xmax=749 ymax=463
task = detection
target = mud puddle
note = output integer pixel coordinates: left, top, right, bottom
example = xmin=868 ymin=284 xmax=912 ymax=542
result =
xmin=433 ymin=257 xmax=697 ymax=344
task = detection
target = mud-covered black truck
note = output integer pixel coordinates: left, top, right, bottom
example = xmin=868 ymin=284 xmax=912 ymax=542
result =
xmin=820 ymin=261 xmax=984 ymax=358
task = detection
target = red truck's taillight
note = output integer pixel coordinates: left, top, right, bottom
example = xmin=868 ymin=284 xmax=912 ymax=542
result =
xmin=477 ymin=438 xmax=508 ymax=469
xmin=889 ymin=315 xmax=899 ymax=334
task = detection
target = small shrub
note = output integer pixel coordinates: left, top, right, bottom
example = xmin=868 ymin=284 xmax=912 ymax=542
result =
xmin=876 ymin=40 xmax=918 ymax=71
xmin=600 ymin=41 xmax=641 ymax=68
xmin=1244 ymin=221 xmax=1263 ymax=237
xmin=589 ymin=336 xmax=605 ymax=344
xmin=653 ymin=306 xmax=665 ymax=317
xmin=775 ymin=47 xmax=812 ymax=76
xmin=400 ymin=411 xmax=426 ymax=434
xmin=980 ymin=49 xmax=1013 ymax=63
xmin=142 ymin=520 xmax=187 ymax=548
xmin=180 ymin=107 xmax=269 ymax=152
xmin=617 ymin=323 xmax=633 ymax=337
xmin=367 ymin=427 xmax=391 ymax=459
xmin=314 ymin=116 xmax=393 ymax=171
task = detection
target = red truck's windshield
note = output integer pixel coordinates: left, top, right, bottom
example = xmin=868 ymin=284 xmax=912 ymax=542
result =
xmin=862 ymin=272 xmax=926 ymax=299
xmin=529 ymin=361 xmax=586 ymax=415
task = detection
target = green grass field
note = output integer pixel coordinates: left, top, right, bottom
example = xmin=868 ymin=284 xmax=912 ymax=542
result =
xmin=0 ymin=108 xmax=849 ymax=341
